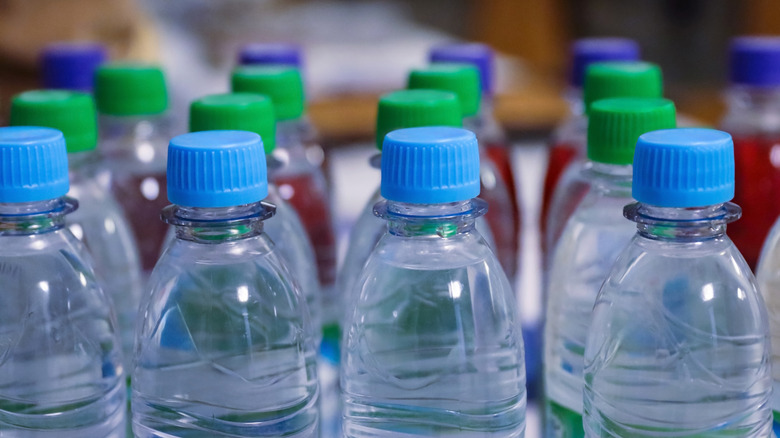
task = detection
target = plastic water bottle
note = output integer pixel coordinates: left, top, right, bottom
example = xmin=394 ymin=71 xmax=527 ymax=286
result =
xmin=40 ymin=42 xmax=107 ymax=92
xmin=544 ymin=61 xmax=662 ymax=260
xmin=188 ymin=92 xmax=321 ymax=333
xmin=720 ymin=36 xmax=780 ymax=270
xmin=583 ymin=128 xmax=772 ymax=437
xmin=428 ymin=42 xmax=519 ymax=233
xmin=541 ymin=38 xmax=640 ymax=226
xmin=239 ymin=42 xmax=304 ymax=68
xmin=342 ymin=126 xmax=526 ymax=438
xmin=9 ymin=90 xmax=144 ymax=365
xmin=231 ymin=65 xmax=338 ymax=320
xmin=0 ymin=126 xmax=126 ymax=436
xmin=95 ymin=63 xmax=172 ymax=277
xmin=757 ymin=205 xmax=780 ymax=436
xmin=408 ymin=64 xmax=520 ymax=280
xmin=132 ymin=130 xmax=319 ymax=437
xmin=543 ymin=97 xmax=676 ymax=438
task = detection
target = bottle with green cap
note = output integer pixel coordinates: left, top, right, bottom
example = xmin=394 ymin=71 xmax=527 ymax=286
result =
xmin=543 ymin=61 xmax=664 ymax=262
xmin=231 ymin=65 xmax=338 ymax=311
xmin=94 ymin=62 xmax=172 ymax=279
xmin=584 ymin=128 xmax=771 ymax=436
xmin=543 ymin=97 xmax=676 ymax=438
xmin=407 ymin=64 xmax=520 ymax=281
xmin=0 ymin=126 xmax=126 ymax=436
xmin=9 ymin=89 xmax=143 ymax=367
xmin=132 ymin=130 xmax=318 ymax=437
xmin=187 ymin=92 xmax=320 ymax=334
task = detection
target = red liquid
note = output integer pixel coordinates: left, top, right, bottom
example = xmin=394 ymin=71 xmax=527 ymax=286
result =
xmin=729 ymin=136 xmax=780 ymax=270
xmin=485 ymin=142 xmax=520 ymax=219
xmin=273 ymin=171 xmax=338 ymax=287
xmin=480 ymin=150 xmax=520 ymax=279
xmin=109 ymin=172 xmax=170 ymax=273
xmin=541 ymin=142 xmax=579 ymax=254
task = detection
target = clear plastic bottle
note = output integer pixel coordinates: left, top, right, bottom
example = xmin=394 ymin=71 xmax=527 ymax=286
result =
xmin=232 ymin=65 xmax=338 ymax=326
xmin=544 ymin=61 xmax=662 ymax=262
xmin=583 ymin=128 xmax=772 ymax=437
xmin=720 ymin=36 xmax=780 ymax=270
xmin=408 ymin=64 xmax=520 ymax=280
xmin=342 ymin=127 xmax=526 ymax=438
xmin=757 ymin=212 xmax=780 ymax=437
xmin=95 ymin=63 xmax=173 ymax=278
xmin=543 ymin=97 xmax=676 ymax=438
xmin=40 ymin=42 xmax=107 ymax=92
xmin=541 ymin=38 xmax=640 ymax=235
xmin=9 ymin=89 xmax=144 ymax=365
xmin=0 ymin=126 xmax=126 ymax=437
xmin=132 ymin=130 xmax=319 ymax=437
xmin=188 ymin=92 xmax=321 ymax=334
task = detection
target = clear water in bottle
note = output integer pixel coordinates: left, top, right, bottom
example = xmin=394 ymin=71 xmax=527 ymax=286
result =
xmin=756 ymin=213 xmax=780 ymax=436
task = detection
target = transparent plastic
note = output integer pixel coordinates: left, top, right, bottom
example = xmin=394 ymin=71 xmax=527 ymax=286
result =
xmin=97 ymin=114 xmax=172 ymax=276
xmin=583 ymin=203 xmax=772 ymax=437
xmin=67 ymin=151 xmax=143 ymax=363
xmin=720 ymin=86 xmax=780 ymax=269
xmin=756 ymin=215 xmax=780 ymax=435
xmin=342 ymin=199 xmax=526 ymax=438
xmin=132 ymin=202 xmax=319 ymax=437
xmin=543 ymin=162 xmax=635 ymax=438
xmin=464 ymin=107 xmax=520 ymax=280
xmin=0 ymin=199 xmax=126 ymax=436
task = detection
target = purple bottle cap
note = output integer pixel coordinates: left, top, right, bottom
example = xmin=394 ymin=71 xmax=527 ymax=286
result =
xmin=40 ymin=42 xmax=107 ymax=92
xmin=238 ymin=43 xmax=303 ymax=68
xmin=729 ymin=36 xmax=780 ymax=87
xmin=570 ymin=38 xmax=640 ymax=87
xmin=429 ymin=43 xmax=495 ymax=96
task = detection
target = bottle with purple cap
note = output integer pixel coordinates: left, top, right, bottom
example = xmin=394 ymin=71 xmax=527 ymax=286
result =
xmin=239 ymin=42 xmax=304 ymax=68
xmin=40 ymin=41 xmax=107 ymax=92
xmin=720 ymin=36 xmax=780 ymax=270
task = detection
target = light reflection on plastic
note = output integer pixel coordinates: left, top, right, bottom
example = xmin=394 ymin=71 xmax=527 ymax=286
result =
xmin=141 ymin=177 xmax=160 ymax=201
xmin=69 ymin=223 xmax=84 ymax=241
xmin=38 ymin=281 xmax=50 ymax=293
xmin=278 ymin=184 xmax=294 ymax=200
xmin=702 ymin=283 xmax=715 ymax=302
xmin=104 ymin=218 xmax=116 ymax=235
xmin=238 ymin=285 xmax=249 ymax=303
xmin=449 ymin=280 xmax=463 ymax=299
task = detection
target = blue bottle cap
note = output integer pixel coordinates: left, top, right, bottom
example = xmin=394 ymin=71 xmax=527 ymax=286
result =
xmin=381 ymin=126 xmax=480 ymax=204
xmin=429 ymin=43 xmax=495 ymax=96
xmin=729 ymin=36 xmax=780 ymax=87
xmin=0 ymin=126 xmax=69 ymax=203
xmin=570 ymin=37 xmax=640 ymax=87
xmin=167 ymin=130 xmax=268 ymax=208
xmin=633 ymin=128 xmax=734 ymax=208
xmin=238 ymin=43 xmax=303 ymax=68
xmin=40 ymin=42 xmax=107 ymax=92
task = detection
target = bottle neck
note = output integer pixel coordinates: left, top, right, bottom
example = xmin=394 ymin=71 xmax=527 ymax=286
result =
xmin=624 ymin=202 xmax=741 ymax=242
xmin=374 ymin=199 xmax=487 ymax=238
xmin=98 ymin=113 xmax=169 ymax=158
xmin=564 ymin=86 xmax=585 ymax=117
xmin=0 ymin=197 xmax=78 ymax=236
xmin=582 ymin=161 xmax=633 ymax=198
xmin=162 ymin=201 xmax=276 ymax=243
xmin=68 ymin=150 xmax=100 ymax=178
xmin=725 ymin=85 xmax=780 ymax=111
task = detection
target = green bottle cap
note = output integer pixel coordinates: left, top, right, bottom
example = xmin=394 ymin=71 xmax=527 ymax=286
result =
xmin=10 ymin=90 xmax=97 ymax=153
xmin=231 ymin=66 xmax=304 ymax=121
xmin=407 ymin=64 xmax=481 ymax=117
xmin=587 ymin=97 xmax=676 ymax=165
xmin=583 ymin=61 xmax=663 ymax=113
xmin=94 ymin=63 xmax=168 ymax=116
xmin=375 ymin=89 xmax=462 ymax=150
xmin=190 ymin=93 xmax=276 ymax=153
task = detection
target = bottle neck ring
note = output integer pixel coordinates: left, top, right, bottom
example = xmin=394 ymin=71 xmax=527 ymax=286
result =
xmin=624 ymin=202 xmax=741 ymax=241
xmin=0 ymin=197 xmax=77 ymax=235
xmin=374 ymin=198 xmax=487 ymax=238
xmin=162 ymin=201 xmax=276 ymax=243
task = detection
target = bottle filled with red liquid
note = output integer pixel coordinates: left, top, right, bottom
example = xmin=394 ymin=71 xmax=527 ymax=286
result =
xmin=409 ymin=61 xmax=520 ymax=280
xmin=544 ymin=60 xmax=662 ymax=262
xmin=542 ymin=38 xmax=639 ymax=257
xmin=721 ymin=36 xmax=780 ymax=270
xmin=95 ymin=63 xmax=173 ymax=277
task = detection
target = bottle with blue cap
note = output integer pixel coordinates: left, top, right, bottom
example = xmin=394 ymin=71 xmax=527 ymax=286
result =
xmin=544 ymin=97 xmax=676 ymax=438
xmin=583 ymin=128 xmax=772 ymax=437
xmin=95 ymin=62 xmax=172 ymax=279
xmin=9 ymin=89 xmax=143 ymax=370
xmin=132 ymin=130 xmax=319 ymax=437
xmin=238 ymin=42 xmax=303 ymax=68
xmin=0 ymin=126 xmax=126 ymax=436
xmin=342 ymin=126 xmax=526 ymax=437
xmin=720 ymin=36 xmax=780 ymax=270
xmin=40 ymin=41 xmax=107 ymax=92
